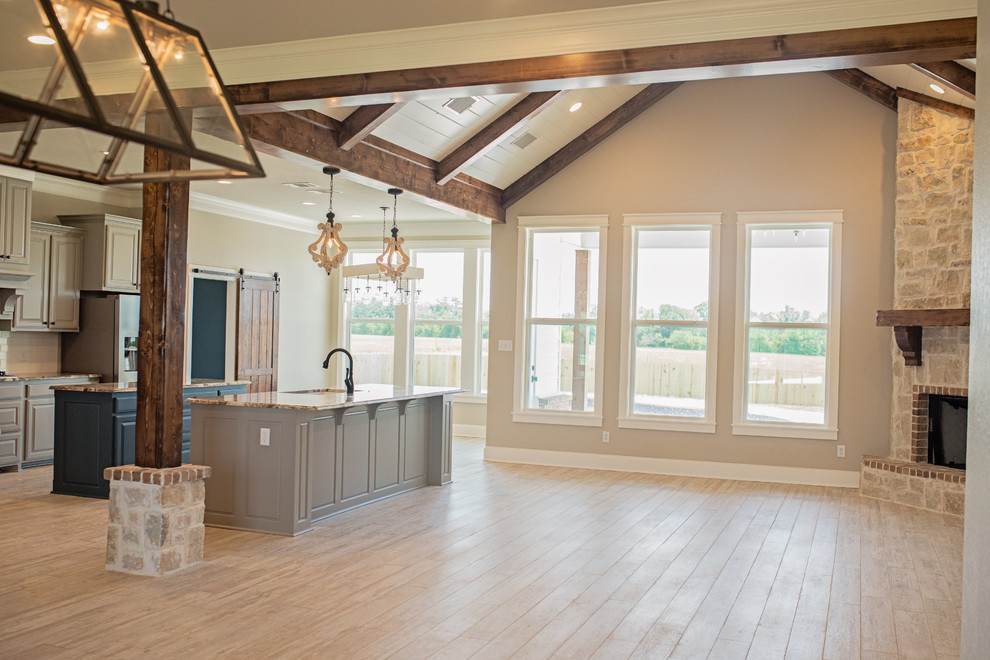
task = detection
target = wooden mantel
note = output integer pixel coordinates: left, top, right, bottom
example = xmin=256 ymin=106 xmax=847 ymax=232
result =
xmin=876 ymin=308 xmax=970 ymax=366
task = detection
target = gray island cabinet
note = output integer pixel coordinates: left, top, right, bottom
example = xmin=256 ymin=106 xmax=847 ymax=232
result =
xmin=188 ymin=385 xmax=459 ymax=536
xmin=51 ymin=380 xmax=248 ymax=498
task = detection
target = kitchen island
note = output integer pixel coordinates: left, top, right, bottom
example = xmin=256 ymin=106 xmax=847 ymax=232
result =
xmin=188 ymin=384 xmax=459 ymax=536
xmin=51 ymin=380 xmax=249 ymax=498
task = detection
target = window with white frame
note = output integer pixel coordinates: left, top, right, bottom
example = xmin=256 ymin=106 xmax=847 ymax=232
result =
xmin=514 ymin=216 xmax=608 ymax=425
xmin=733 ymin=211 xmax=842 ymax=439
xmin=412 ymin=251 xmax=464 ymax=388
xmin=346 ymin=250 xmax=396 ymax=385
xmin=618 ymin=214 xmax=720 ymax=432
xmin=342 ymin=245 xmax=490 ymax=396
xmin=479 ymin=249 xmax=491 ymax=395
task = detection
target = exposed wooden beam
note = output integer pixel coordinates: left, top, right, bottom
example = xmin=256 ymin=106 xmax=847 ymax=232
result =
xmin=502 ymin=83 xmax=683 ymax=210
xmin=910 ymin=61 xmax=976 ymax=99
xmin=338 ymin=102 xmax=406 ymax=150
xmin=896 ymin=87 xmax=974 ymax=120
xmin=239 ymin=111 xmax=505 ymax=222
xmin=227 ymin=19 xmax=975 ymax=108
xmin=824 ymin=69 xmax=897 ymax=111
xmin=436 ymin=91 xmax=565 ymax=185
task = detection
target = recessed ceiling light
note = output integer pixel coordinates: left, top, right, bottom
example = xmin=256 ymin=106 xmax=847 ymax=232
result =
xmin=28 ymin=35 xmax=55 ymax=45
xmin=283 ymin=181 xmax=319 ymax=189
xmin=301 ymin=201 xmax=316 ymax=206
xmin=351 ymin=214 xmax=362 ymax=218
xmin=96 ymin=19 xmax=110 ymax=31
xmin=569 ymin=102 xmax=583 ymax=112
xmin=930 ymin=83 xmax=946 ymax=94
xmin=216 ymin=180 xmax=232 ymax=184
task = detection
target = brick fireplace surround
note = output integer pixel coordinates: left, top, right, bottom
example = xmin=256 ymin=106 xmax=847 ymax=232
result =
xmin=862 ymin=385 xmax=966 ymax=516
xmin=859 ymin=99 xmax=972 ymax=516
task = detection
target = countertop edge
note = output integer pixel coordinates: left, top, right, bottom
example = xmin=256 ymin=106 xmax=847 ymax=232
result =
xmin=51 ymin=380 xmax=251 ymax=393
xmin=188 ymin=387 xmax=465 ymax=411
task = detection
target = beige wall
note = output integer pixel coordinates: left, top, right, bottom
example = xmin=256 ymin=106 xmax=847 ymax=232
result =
xmin=187 ymin=210 xmax=337 ymax=391
xmin=486 ymin=72 xmax=896 ymax=472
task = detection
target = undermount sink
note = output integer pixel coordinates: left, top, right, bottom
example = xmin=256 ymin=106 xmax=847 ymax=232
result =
xmin=286 ymin=388 xmax=361 ymax=395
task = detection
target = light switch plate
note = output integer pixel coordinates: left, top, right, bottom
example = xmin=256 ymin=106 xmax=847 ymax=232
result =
xmin=498 ymin=340 xmax=513 ymax=351
xmin=260 ymin=428 xmax=270 ymax=446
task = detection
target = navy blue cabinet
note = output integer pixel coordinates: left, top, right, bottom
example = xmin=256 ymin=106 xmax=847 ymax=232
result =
xmin=53 ymin=383 xmax=247 ymax=498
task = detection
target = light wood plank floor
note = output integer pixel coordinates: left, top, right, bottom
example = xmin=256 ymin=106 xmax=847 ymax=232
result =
xmin=0 ymin=439 xmax=963 ymax=659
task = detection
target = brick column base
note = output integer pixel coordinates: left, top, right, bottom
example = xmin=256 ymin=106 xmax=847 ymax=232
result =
xmin=104 ymin=464 xmax=212 ymax=576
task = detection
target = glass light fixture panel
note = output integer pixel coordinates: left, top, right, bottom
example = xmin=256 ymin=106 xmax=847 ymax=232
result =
xmin=0 ymin=0 xmax=78 ymax=105
xmin=29 ymin=117 xmax=115 ymax=174
xmin=130 ymin=11 xmax=258 ymax=171
xmin=0 ymin=124 xmax=25 ymax=159
xmin=61 ymin=0 xmax=159 ymax=133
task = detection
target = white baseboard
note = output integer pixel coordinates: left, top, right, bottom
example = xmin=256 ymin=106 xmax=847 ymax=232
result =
xmin=454 ymin=424 xmax=487 ymax=439
xmin=483 ymin=446 xmax=860 ymax=488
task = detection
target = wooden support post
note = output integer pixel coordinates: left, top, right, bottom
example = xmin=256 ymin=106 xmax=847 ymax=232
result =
xmin=137 ymin=125 xmax=190 ymax=469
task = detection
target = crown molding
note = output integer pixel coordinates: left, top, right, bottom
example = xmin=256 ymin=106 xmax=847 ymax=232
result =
xmin=188 ymin=192 xmax=315 ymax=233
xmin=31 ymin=173 xmax=138 ymax=207
xmin=211 ymin=0 xmax=976 ymax=86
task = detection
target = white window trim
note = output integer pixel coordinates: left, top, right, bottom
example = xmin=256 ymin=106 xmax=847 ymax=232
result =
xmin=342 ymin=245 xmax=490 ymax=396
xmin=513 ymin=216 xmax=609 ymax=427
xmin=617 ymin=213 xmax=721 ymax=433
xmin=732 ymin=211 xmax=843 ymax=441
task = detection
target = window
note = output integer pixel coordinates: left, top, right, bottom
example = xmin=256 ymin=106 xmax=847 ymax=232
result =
xmin=514 ymin=216 xmax=608 ymax=426
xmin=346 ymin=251 xmax=396 ymax=385
xmin=341 ymin=245 xmax=490 ymax=396
xmin=412 ymin=251 xmax=464 ymax=388
xmin=479 ymin=250 xmax=491 ymax=395
xmin=618 ymin=214 xmax=720 ymax=432
xmin=733 ymin=211 xmax=842 ymax=439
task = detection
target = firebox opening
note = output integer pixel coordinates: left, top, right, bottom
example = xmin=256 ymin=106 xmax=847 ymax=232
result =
xmin=928 ymin=394 xmax=967 ymax=470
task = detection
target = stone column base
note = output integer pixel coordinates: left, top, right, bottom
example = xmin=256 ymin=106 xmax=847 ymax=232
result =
xmin=104 ymin=464 xmax=212 ymax=576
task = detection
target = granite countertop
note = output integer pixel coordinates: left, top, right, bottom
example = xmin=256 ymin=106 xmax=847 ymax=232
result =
xmin=187 ymin=384 xmax=465 ymax=411
xmin=0 ymin=373 xmax=101 ymax=382
xmin=51 ymin=379 xmax=251 ymax=393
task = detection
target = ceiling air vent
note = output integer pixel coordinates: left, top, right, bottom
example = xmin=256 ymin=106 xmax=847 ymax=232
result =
xmin=442 ymin=96 xmax=477 ymax=114
xmin=510 ymin=131 xmax=538 ymax=150
xmin=282 ymin=182 xmax=319 ymax=189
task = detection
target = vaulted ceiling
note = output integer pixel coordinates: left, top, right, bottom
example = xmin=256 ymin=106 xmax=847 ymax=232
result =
xmin=171 ymin=3 xmax=976 ymax=230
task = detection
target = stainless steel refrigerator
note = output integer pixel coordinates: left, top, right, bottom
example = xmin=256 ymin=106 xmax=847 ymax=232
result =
xmin=61 ymin=294 xmax=140 ymax=384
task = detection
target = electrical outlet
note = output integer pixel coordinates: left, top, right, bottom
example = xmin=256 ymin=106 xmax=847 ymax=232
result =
xmin=498 ymin=340 xmax=513 ymax=352
xmin=836 ymin=444 xmax=845 ymax=458
xmin=603 ymin=431 xmax=610 ymax=443
xmin=260 ymin=428 xmax=270 ymax=446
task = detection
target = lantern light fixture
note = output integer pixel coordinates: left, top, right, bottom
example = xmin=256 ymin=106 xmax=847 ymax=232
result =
xmin=0 ymin=0 xmax=264 ymax=184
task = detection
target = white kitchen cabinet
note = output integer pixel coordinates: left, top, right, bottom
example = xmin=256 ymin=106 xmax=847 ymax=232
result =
xmin=58 ymin=214 xmax=141 ymax=292
xmin=0 ymin=176 xmax=31 ymax=269
xmin=13 ymin=223 xmax=83 ymax=332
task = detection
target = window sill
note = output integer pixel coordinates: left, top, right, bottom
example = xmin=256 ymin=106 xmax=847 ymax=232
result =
xmin=512 ymin=411 xmax=603 ymax=427
xmin=732 ymin=422 xmax=837 ymax=441
xmin=618 ymin=417 xmax=715 ymax=434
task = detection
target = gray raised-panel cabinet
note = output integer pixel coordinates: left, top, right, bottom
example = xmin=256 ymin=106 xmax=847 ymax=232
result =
xmin=58 ymin=214 xmax=140 ymax=292
xmin=192 ymin=391 xmax=455 ymax=536
xmin=13 ymin=223 xmax=83 ymax=332
xmin=0 ymin=176 xmax=31 ymax=270
xmin=0 ymin=383 xmax=23 ymax=470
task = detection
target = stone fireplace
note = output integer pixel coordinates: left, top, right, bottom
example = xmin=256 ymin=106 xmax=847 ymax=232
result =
xmin=860 ymin=98 xmax=972 ymax=516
